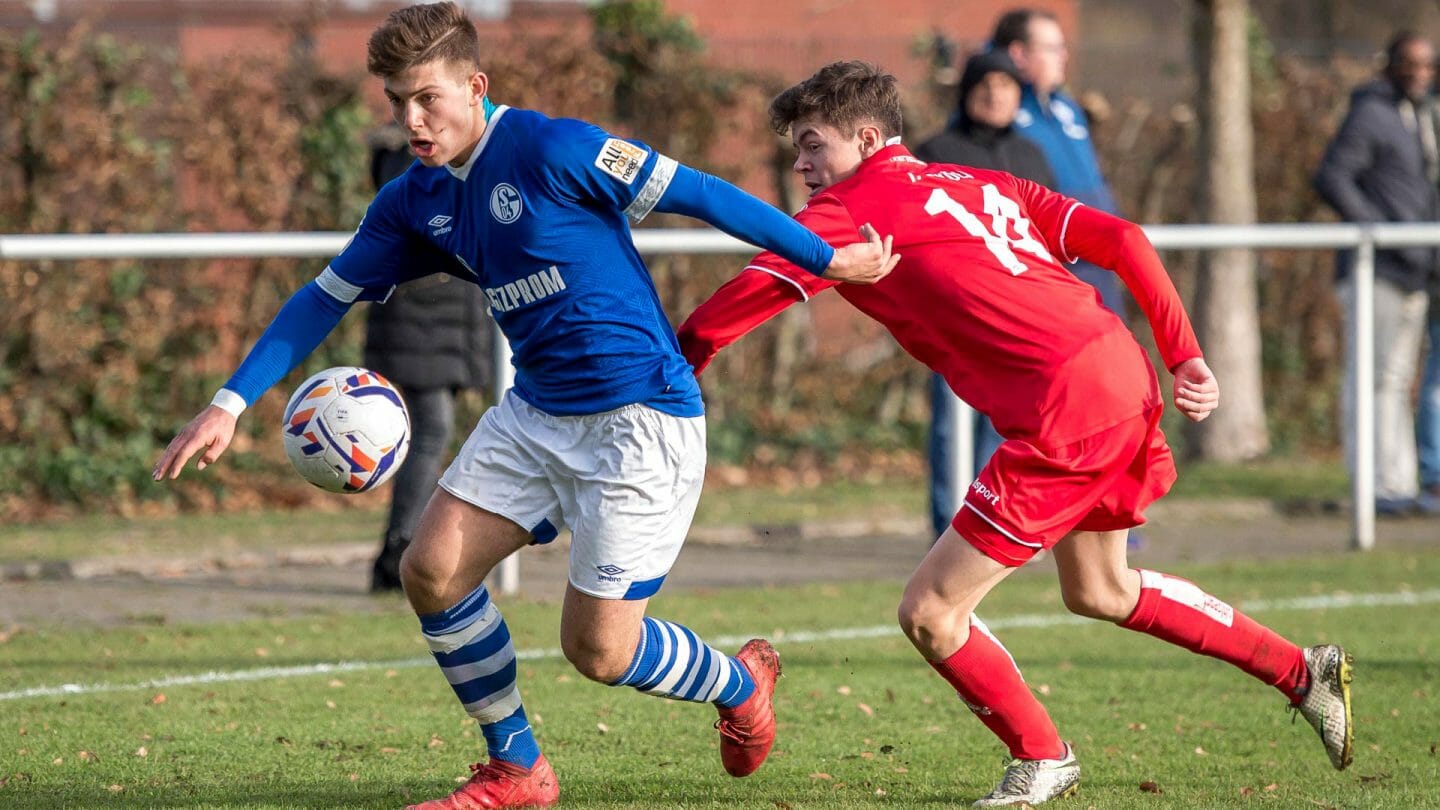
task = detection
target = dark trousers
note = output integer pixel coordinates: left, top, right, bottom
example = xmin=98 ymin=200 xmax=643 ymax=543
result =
xmin=374 ymin=386 xmax=456 ymax=588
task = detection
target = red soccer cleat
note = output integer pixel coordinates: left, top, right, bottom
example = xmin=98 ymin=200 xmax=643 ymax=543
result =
xmin=715 ymin=638 xmax=782 ymax=777
xmin=406 ymin=755 xmax=559 ymax=810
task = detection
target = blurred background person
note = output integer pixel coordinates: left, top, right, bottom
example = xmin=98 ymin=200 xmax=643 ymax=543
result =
xmin=363 ymin=123 xmax=493 ymax=591
xmin=915 ymin=50 xmax=1056 ymax=540
xmin=1314 ymin=31 xmax=1440 ymax=516
xmin=992 ymin=7 xmax=1126 ymax=318
xmin=1418 ymin=288 xmax=1440 ymax=514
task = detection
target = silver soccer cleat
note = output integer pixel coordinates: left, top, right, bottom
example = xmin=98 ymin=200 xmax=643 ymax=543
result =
xmin=1291 ymin=644 xmax=1354 ymax=770
xmin=972 ymin=743 xmax=1080 ymax=807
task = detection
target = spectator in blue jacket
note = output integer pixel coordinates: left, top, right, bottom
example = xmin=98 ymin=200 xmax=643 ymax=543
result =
xmin=992 ymin=8 xmax=1126 ymax=318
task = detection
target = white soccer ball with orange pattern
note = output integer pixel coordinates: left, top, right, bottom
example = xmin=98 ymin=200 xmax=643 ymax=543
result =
xmin=281 ymin=366 xmax=410 ymax=493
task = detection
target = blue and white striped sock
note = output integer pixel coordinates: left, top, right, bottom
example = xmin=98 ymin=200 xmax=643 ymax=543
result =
xmin=610 ymin=616 xmax=755 ymax=708
xmin=419 ymin=584 xmax=541 ymax=768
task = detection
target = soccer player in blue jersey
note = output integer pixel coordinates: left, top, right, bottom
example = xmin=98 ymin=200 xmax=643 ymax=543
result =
xmin=151 ymin=4 xmax=896 ymax=807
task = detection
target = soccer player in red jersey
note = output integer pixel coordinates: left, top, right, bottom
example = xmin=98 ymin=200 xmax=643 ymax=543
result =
xmin=678 ymin=61 xmax=1354 ymax=806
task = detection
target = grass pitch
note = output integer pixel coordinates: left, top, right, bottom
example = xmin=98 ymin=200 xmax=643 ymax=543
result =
xmin=2 ymin=548 xmax=1436 ymax=808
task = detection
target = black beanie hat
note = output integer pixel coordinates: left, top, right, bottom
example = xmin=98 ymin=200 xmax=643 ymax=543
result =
xmin=957 ymin=50 xmax=1023 ymax=111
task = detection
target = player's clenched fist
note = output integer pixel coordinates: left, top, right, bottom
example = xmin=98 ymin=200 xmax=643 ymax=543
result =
xmin=152 ymin=405 xmax=238 ymax=481
xmin=1171 ymin=357 xmax=1219 ymax=423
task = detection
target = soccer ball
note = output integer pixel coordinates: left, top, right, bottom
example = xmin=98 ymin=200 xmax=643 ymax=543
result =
xmin=281 ymin=366 xmax=410 ymax=493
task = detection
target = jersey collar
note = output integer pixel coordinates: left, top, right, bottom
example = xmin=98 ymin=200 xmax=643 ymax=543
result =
xmin=859 ymin=143 xmax=924 ymax=175
xmin=447 ymin=104 xmax=510 ymax=182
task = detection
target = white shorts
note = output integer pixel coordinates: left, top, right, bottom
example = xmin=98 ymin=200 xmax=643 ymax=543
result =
xmin=438 ymin=391 xmax=706 ymax=600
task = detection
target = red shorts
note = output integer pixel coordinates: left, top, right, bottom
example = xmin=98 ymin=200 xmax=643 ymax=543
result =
xmin=952 ymin=405 xmax=1176 ymax=567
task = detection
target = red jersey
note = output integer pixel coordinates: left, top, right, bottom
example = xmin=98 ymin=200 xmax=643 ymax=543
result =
xmin=679 ymin=145 xmax=1202 ymax=446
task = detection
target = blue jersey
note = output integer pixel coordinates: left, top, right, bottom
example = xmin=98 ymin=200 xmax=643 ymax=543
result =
xmin=217 ymin=105 xmax=835 ymax=419
xmin=325 ymin=106 xmax=702 ymax=417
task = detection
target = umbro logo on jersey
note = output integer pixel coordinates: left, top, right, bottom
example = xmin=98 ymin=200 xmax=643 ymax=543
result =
xmin=428 ymin=214 xmax=453 ymax=236
xmin=490 ymin=183 xmax=523 ymax=224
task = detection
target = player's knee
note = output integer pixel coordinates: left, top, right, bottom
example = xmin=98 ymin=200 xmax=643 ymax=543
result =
xmin=897 ymin=591 xmax=957 ymax=644
xmin=397 ymin=546 xmax=442 ymax=604
xmin=562 ymin=635 xmax=630 ymax=683
xmin=1060 ymin=582 xmax=1129 ymax=621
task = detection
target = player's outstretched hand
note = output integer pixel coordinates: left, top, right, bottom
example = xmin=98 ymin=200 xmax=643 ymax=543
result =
xmin=1172 ymin=357 xmax=1220 ymax=423
xmin=823 ymin=223 xmax=900 ymax=285
xmin=152 ymin=405 xmax=239 ymax=481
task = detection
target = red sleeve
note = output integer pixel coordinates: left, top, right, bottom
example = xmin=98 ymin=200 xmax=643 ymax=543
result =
xmin=1062 ymin=205 xmax=1203 ymax=371
xmin=747 ymin=194 xmax=856 ymax=294
xmin=677 ymin=268 xmax=807 ymax=375
xmin=678 ymin=198 xmax=852 ymax=375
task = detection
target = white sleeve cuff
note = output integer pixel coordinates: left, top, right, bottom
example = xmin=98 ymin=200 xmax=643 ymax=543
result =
xmin=210 ymin=388 xmax=248 ymax=417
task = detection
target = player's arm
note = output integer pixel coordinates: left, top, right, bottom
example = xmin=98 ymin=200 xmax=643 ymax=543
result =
xmin=652 ymin=166 xmax=896 ymax=284
xmin=678 ymin=268 xmax=813 ymax=375
xmin=1006 ymin=173 xmax=1218 ymax=422
xmin=1063 ymin=205 xmax=1217 ymax=422
xmin=539 ymin=121 xmax=895 ymax=284
xmin=152 ymin=196 xmax=413 ymax=481
xmin=678 ymin=197 xmax=852 ymax=374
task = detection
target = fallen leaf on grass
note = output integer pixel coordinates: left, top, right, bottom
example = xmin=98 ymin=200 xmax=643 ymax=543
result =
xmin=596 ymin=723 xmax=609 ymax=734
xmin=77 ymin=751 xmax=97 ymax=762
xmin=836 ymin=686 xmax=852 ymax=696
xmin=1139 ymin=781 xmax=1162 ymax=794
xmin=1193 ymin=746 xmax=1207 ymax=756
xmin=809 ymin=772 xmax=832 ymax=780
xmin=107 ymin=784 xmax=124 ymax=792
xmin=134 ymin=747 xmax=147 ymax=758
xmin=857 ymin=702 xmax=874 ymax=717
xmin=149 ymin=693 xmax=166 ymax=705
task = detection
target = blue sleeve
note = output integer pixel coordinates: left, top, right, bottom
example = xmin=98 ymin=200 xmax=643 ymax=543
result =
xmin=531 ymin=118 xmax=832 ymax=275
xmin=652 ymin=164 xmax=835 ymax=276
xmin=222 ymin=281 xmax=350 ymax=406
xmin=327 ymin=180 xmax=427 ymax=301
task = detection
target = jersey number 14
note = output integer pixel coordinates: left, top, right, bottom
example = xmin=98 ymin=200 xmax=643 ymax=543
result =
xmin=924 ymin=185 xmax=1054 ymax=275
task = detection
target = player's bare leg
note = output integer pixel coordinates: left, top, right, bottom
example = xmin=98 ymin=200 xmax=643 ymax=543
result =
xmin=403 ymin=490 xmax=558 ymax=810
xmin=899 ymin=526 xmax=1077 ymax=806
xmin=1053 ymin=529 xmax=1353 ymax=770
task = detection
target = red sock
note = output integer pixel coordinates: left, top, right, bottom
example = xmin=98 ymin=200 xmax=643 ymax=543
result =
xmin=1122 ymin=569 xmax=1309 ymax=702
xmin=928 ymin=617 xmax=1066 ymax=760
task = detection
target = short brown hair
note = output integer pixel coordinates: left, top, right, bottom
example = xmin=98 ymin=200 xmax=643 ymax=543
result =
xmin=768 ymin=61 xmax=903 ymax=140
xmin=367 ymin=1 xmax=481 ymax=79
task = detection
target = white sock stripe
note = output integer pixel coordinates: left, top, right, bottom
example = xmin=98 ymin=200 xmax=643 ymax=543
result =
xmin=648 ymin=623 xmax=694 ymax=695
xmin=461 ymin=682 xmax=524 ymax=724
xmin=673 ymin=628 xmax=710 ymax=698
xmin=425 ymin=601 xmax=503 ymax=654
xmin=676 ymin=637 xmax=717 ymax=694
xmin=496 ymin=725 xmax=532 ymax=754
xmin=439 ymin=638 xmax=516 ymax=686
xmin=970 ymin=615 xmax=1025 ymax=681
xmin=1138 ymin=569 xmax=1235 ymax=627
xmin=693 ymin=654 xmax=725 ymax=702
xmin=638 ymin=621 xmax=676 ymax=690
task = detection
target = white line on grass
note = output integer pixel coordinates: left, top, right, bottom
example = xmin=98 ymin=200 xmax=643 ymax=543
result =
xmin=4 ymin=587 xmax=1437 ymax=704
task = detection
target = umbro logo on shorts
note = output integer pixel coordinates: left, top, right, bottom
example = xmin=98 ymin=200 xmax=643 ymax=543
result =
xmin=596 ymin=564 xmax=626 ymax=577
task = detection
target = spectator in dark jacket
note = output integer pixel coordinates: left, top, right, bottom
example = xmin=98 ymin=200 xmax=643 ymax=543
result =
xmin=914 ymin=51 xmax=1057 ymax=539
xmin=364 ymin=124 xmax=493 ymax=590
xmin=1315 ymin=32 xmax=1440 ymax=515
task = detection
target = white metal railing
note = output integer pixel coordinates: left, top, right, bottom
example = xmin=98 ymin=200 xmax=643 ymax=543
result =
xmin=4 ymin=222 xmax=1439 ymax=565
